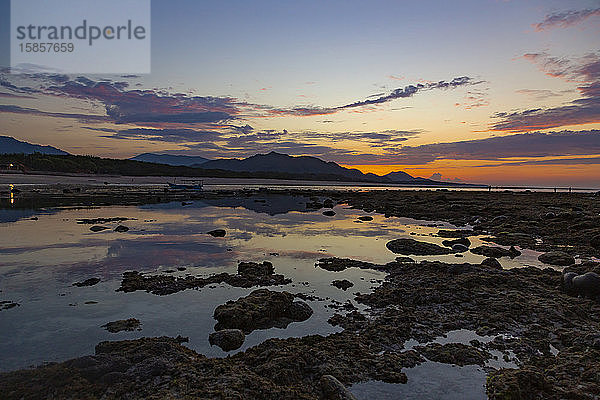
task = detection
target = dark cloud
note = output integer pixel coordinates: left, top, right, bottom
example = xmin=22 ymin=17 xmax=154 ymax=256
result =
xmin=470 ymin=156 xmax=600 ymax=168
xmin=492 ymin=53 xmax=600 ymax=131
xmin=337 ymin=77 xmax=477 ymax=109
xmin=0 ymin=104 xmax=108 ymax=122
xmin=533 ymin=8 xmax=600 ymax=31
xmin=325 ymin=130 xmax=600 ymax=165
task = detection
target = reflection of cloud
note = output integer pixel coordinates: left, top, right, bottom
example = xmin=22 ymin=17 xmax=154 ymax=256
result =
xmin=533 ymin=8 xmax=600 ymax=31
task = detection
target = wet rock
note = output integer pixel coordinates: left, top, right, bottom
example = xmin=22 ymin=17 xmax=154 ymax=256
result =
xmin=102 ymin=318 xmax=142 ymax=333
xmin=323 ymin=199 xmax=335 ymax=208
xmin=317 ymin=257 xmax=380 ymax=272
xmin=481 ymin=257 xmax=502 ymax=269
xmin=441 ymin=237 xmax=471 ymax=248
xmin=470 ymin=245 xmax=519 ymax=258
xmin=89 ymin=225 xmax=110 ymax=232
xmin=538 ymin=251 xmax=575 ymax=266
xmin=386 ymin=238 xmax=452 ymax=255
xmin=208 ymin=329 xmax=245 ymax=351
xmin=320 ymin=375 xmax=358 ymax=400
xmin=207 ymin=229 xmax=226 ymax=237
xmin=589 ymin=234 xmax=600 ymax=250
xmin=213 ymin=289 xmax=312 ymax=333
xmin=452 ymin=243 xmax=469 ymax=253
xmin=437 ymin=229 xmax=474 ymax=238
xmin=357 ymin=216 xmax=373 ymax=221
xmin=394 ymin=256 xmax=416 ymax=263
xmin=323 ymin=210 xmax=336 ymax=217
xmin=332 ymin=280 xmax=354 ymax=291
xmin=238 ymin=261 xmax=274 ymax=276
xmin=118 ymin=261 xmax=291 ymax=296
xmin=415 ymin=343 xmax=490 ymax=366
xmin=114 ymin=225 xmax=129 ymax=232
xmin=73 ymin=277 xmax=101 ymax=287
xmin=0 ymin=301 xmax=19 ymax=311
xmin=563 ymin=272 xmax=600 ymax=300
xmin=486 ymin=368 xmax=551 ymax=399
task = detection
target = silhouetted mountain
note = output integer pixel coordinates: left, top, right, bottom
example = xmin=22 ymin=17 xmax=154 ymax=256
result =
xmin=384 ymin=171 xmax=415 ymax=182
xmin=0 ymin=136 xmax=68 ymax=155
xmin=131 ymin=153 xmax=210 ymax=166
xmin=199 ymin=151 xmax=401 ymax=182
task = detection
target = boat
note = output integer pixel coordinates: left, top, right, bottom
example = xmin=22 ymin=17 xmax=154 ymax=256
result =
xmin=167 ymin=180 xmax=203 ymax=191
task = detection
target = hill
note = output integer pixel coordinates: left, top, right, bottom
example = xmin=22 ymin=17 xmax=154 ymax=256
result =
xmin=130 ymin=153 xmax=210 ymax=166
xmin=0 ymin=136 xmax=68 ymax=155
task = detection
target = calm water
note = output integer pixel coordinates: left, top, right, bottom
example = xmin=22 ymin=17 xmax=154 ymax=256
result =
xmin=0 ymin=195 xmax=551 ymax=396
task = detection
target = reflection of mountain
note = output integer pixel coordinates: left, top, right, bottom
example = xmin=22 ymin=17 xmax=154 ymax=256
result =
xmin=130 ymin=153 xmax=210 ymax=166
xmin=0 ymin=209 xmax=56 ymax=223
xmin=0 ymin=136 xmax=68 ymax=155
xmin=199 ymin=193 xmax=315 ymax=216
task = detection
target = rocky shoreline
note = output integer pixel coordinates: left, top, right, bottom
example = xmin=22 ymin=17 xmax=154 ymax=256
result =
xmin=1 ymin=187 xmax=599 ymax=399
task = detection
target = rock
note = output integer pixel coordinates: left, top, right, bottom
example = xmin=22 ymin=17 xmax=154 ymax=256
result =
xmin=572 ymin=272 xmax=600 ymax=299
xmin=357 ymin=216 xmax=373 ymax=221
xmin=207 ymin=229 xmax=226 ymax=237
xmin=238 ymin=261 xmax=274 ymax=276
xmin=415 ymin=343 xmax=490 ymax=366
xmin=0 ymin=301 xmax=19 ymax=311
xmin=101 ymin=318 xmax=142 ymax=333
xmin=386 ymin=238 xmax=452 ymax=255
xmin=323 ymin=210 xmax=336 ymax=216
xmin=73 ymin=278 xmax=101 ymax=287
xmin=481 ymin=257 xmax=502 ymax=269
xmin=538 ymin=251 xmax=575 ymax=266
xmin=470 ymin=245 xmax=519 ymax=258
xmin=208 ymin=329 xmax=245 ymax=351
xmin=90 ymin=225 xmax=110 ymax=232
xmin=316 ymin=257 xmax=379 ymax=272
xmin=213 ymin=289 xmax=312 ymax=333
xmin=394 ymin=256 xmax=416 ymax=263
xmin=442 ymin=237 xmax=471 ymax=248
xmin=561 ymin=272 xmax=577 ymax=294
xmin=320 ymin=375 xmax=357 ymax=400
xmin=452 ymin=243 xmax=469 ymax=253
xmin=332 ymin=279 xmax=354 ymax=291
xmin=114 ymin=225 xmax=129 ymax=232
xmin=590 ymin=234 xmax=600 ymax=250
xmin=323 ymin=199 xmax=335 ymax=208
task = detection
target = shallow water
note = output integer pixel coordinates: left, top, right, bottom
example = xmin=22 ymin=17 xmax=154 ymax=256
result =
xmin=0 ymin=196 xmax=548 ymax=376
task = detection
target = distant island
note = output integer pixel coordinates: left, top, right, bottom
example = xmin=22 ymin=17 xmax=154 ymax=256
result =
xmin=0 ymin=136 xmax=482 ymax=187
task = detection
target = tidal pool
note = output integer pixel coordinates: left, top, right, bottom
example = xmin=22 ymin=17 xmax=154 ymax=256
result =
xmin=0 ymin=195 xmax=545 ymax=376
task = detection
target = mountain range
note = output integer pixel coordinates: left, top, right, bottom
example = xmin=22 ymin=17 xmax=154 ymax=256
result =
xmin=0 ymin=136 xmax=68 ymax=155
xmin=0 ymin=136 xmax=455 ymax=185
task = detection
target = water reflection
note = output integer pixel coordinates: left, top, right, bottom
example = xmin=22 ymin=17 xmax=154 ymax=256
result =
xmin=0 ymin=199 xmax=547 ymax=373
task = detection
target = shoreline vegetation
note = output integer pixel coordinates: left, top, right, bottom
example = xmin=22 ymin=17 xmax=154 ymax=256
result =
xmin=1 ymin=187 xmax=599 ymax=399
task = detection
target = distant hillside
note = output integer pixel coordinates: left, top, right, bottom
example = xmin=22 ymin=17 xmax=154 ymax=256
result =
xmin=199 ymin=151 xmax=406 ymax=183
xmin=0 ymin=136 xmax=68 ymax=155
xmin=131 ymin=153 xmax=210 ymax=166
xmin=384 ymin=171 xmax=415 ymax=182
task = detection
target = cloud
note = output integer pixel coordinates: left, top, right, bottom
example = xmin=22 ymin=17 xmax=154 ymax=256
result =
xmin=533 ymin=8 xmax=600 ymax=31
xmin=492 ymin=53 xmax=600 ymax=131
xmin=327 ymin=130 xmax=600 ymax=165
xmin=337 ymin=77 xmax=477 ymax=109
xmin=0 ymin=104 xmax=108 ymax=122
xmin=470 ymin=156 xmax=600 ymax=168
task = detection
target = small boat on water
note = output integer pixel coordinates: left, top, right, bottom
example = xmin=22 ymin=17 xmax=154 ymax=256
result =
xmin=167 ymin=180 xmax=203 ymax=191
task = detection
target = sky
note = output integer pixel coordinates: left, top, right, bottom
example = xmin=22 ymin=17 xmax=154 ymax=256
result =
xmin=0 ymin=0 xmax=599 ymax=187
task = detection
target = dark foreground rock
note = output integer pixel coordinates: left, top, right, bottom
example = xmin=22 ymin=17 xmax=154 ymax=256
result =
xmin=331 ymin=279 xmax=354 ymax=291
xmin=386 ymin=238 xmax=452 ymax=255
xmin=117 ymin=261 xmax=291 ymax=295
xmin=207 ymin=229 xmax=226 ymax=237
xmin=470 ymin=245 xmax=521 ymax=258
xmin=209 ymin=329 xmax=245 ymax=351
xmin=102 ymin=318 xmax=142 ymax=333
xmin=0 ymin=301 xmax=19 ymax=311
xmin=320 ymin=375 xmax=358 ymax=400
xmin=73 ymin=278 xmax=101 ymax=287
xmin=213 ymin=289 xmax=313 ymax=333
xmin=538 ymin=251 xmax=575 ymax=266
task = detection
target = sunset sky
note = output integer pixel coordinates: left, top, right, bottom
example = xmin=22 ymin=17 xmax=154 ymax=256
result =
xmin=1 ymin=0 xmax=599 ymax=187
